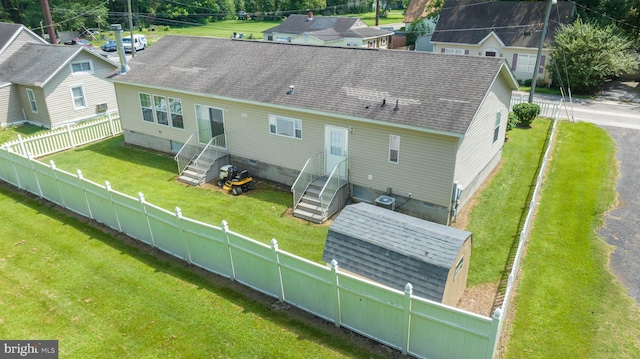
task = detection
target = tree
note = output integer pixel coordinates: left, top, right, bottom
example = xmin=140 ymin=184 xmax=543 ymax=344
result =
xmin=405 ymin=20 xmax=429 ymax=49
xmin=549 ymin=19 xmax=638 ymax=94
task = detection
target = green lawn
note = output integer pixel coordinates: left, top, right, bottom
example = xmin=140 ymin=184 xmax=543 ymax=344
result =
xmin=0 ymin=182 xmax=383 ymax=358
xmin=503 ymin=122 xmax=640 ymax=358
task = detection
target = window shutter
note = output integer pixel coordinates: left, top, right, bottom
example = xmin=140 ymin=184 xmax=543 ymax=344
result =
xmin=512 ymin=54 xmax=518 ymax=71
xmin=464 ymin=49 xmax=469 ymax=55
xmin=441 ymin=48 xmax=445 ymax=53
xmin=539 ymin=55 xmax=546 ymax=74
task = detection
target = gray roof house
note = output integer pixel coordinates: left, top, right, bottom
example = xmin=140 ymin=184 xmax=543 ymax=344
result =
xmin=0 ymin=21 xmax=48 ymax=63
xmin=430 ymin=0 xmax=576 ymax=84
xmin=110 ymin=35 xmax=518 ymax=225
xmin=0 ymin=42 xmax=119 ymax=128
xmin=263 ymin=12 xmax=393 ymax=48
xmin=322 ymin=203 xmax=472 ymax=305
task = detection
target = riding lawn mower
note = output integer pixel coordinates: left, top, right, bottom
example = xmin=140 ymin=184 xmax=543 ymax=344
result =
xmin=217 ymin=164 xmax=255 ymax=195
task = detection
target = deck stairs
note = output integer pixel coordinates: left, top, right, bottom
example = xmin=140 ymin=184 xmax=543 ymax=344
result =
xmin=175 ymin=133 xmax=228 ymax=186
xmin=293 ymin=177 xmax=331 ymax=223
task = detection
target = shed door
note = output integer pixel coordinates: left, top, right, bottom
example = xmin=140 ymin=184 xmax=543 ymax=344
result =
xmin=324 ymin=125 xmax=348 ymax=176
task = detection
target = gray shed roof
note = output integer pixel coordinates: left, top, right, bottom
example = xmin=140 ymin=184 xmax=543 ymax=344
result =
xmin=263 ymin=14 xmax=393 ymax=40
xmin=111 ymin=35 xmax=518 ymax=135
xmin=0 ymin=42 xmax=117 ymax=87
xmin=322 ymin=203 xmax=472 ymax=301
xmin=431 ymin=0 xmax=576 ymax=48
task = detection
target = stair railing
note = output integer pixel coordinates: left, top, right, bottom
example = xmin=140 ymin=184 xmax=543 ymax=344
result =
xmin=291 ymin=152 xmax=323 ymax=208
xmin=191 ymin=134 xmax=227 ymax=180
xmin=174 ymin=131 xmax=201 ymax=175
xmin=318 ymin=158 xmax=348 ymax=217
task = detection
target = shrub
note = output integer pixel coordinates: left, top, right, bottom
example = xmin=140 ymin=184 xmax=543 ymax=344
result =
xmin=512 ymin=103 xmax=540 ymax=127
xmin=506 ymin=112 xmax=518 ymax=131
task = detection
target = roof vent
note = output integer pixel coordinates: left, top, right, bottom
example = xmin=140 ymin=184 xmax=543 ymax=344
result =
xmin=393 ymin=99 xmax=399 ymax=112
xmin=287 ymin=85 xmax=294 ymax=95
xmin=307 ymin=11 xmax=313 ymax=21
xmin=380 ymin=99 xmax=386 ymax=108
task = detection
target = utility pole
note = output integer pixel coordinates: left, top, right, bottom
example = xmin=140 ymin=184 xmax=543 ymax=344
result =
xmin=375 ymin=0 xmax=380 ymax=26
xmin=40 ymin=0 xmax=57 ymax=44
xmin=128 ymin=0 xmax=136 ymax=57
xmin=529 ymin=0 xmax=555 ymax=103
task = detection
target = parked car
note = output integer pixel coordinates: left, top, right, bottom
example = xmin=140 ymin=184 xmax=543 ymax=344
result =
xmin=64 ymin=38 xmax=93 ymax=49
xmin=101 ymin=40 xmax=117 ymax=52
xmin=236 ymin=11 xmax=251 ymax=20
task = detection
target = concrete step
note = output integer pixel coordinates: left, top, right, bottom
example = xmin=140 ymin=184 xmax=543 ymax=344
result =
xmin=297 ymin=201 xmax=322 ymax=214
xmin=293 ymin=208 xmax=324 ymax=224
xmin=178 ymin=175 xmax=202 ymax=186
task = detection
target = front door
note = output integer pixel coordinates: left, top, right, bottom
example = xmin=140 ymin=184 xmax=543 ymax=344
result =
xmin=324 ymin=125 xmax=348 ymax=176
xmin=195 ymin=105 xmax=225 ymax=145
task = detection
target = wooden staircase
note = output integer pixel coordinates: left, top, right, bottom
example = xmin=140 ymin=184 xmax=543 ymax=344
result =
xmin=293 ymin=176 xmax=329 ymax=223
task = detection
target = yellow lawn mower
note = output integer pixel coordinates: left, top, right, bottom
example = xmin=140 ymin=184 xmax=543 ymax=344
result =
xmin=217 ymin=165 xmax=255 ymax=195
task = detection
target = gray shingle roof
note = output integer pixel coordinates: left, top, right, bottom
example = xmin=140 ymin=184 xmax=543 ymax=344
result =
xmin=431 ymin=0 xmax=576 ymax=48
xmin=322 ymin=203 xmax=471 ymax=301
xmin=0 ymin=22 xmax=23 ymax=50
xmin=263 ymin=14 xmax=392 ymax=39
xmin=112 ymin=35 xmax=516 ymax=134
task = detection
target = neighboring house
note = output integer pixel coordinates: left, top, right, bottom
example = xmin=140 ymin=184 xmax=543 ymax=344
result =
xmin=0 ymin=43 xmax=119 ymax=128
xmin=322 ymin=203 xmax=472 ymax=306
xmin=430 ymin=0 xmax=576 ymax=84
xmin=262 ymin=12 xmax=393 ymax=48
xmin=110 ymin=35 xmax=519 ymax=225
xmin=0 ymin=21 xmax=48 ymax=63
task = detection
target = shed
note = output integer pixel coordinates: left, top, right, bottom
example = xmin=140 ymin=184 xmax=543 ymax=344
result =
xmin=322 ymin=203 xmax=472 ymax=306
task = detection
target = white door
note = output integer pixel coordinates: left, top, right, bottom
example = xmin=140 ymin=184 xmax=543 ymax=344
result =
xmin=324 ymin=126 xmax=348 ymax=176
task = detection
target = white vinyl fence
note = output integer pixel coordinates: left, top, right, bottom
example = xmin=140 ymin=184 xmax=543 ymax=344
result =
xmin=0 ymin=100 xmax=561 ymax=358
xmin=1 ymin=113 xmax=121 ymax=157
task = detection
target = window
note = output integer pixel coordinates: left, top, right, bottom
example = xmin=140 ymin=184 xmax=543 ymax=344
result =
xmin=169 ymin=97 xmax=184 ymax=129
xmin=444 ymin=48 xmax=465 ymax=55
xmin=493 ymin=111 xmax=501 ymax=143
xmin=454 ymin=256 xmax=464 ymax=280
xmin=71 ymin=86 xmax=86 ymax=109
xmin=154 ymin=95 xmax=168 ymax=126
xmin=26 ymin=88 xmax=38 ymax=113
xmin=269 ymin=115 xmax=301 ymax=139
xmin=70 ymin=60 xmax=93 ymax=74
xmin=389 ymin=135 xmax=400 ymax=163
xmin=139 ymin=93 xmax=154 ymax=122
xmin=195 ymin=105 xmax=225 ymax=144
xmin=515 ymin=54 xmax=536 ymax=73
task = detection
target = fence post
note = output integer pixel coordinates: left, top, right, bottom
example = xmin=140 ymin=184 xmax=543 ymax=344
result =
xmin=67 ymin=124 xmax=76 ymax=148
xmin=484 ymin=308 xmax=503 ymax=359
xmin=108 ymin=113 xmax=116 ymax=136
xmin=175 ymin=207 xmax=193 ymax=265
xmin=17 ymin=134 xmax=26 ymax=156
xmin=222 ymin=220 xmax=236 ymax=281
xmin=331 ymin=259 xmax=341 ymax=327
xmin=29 ymin=153 xmax=44 ymax=198
xmin=402 ymin=283 xmax=413 ymax=355
xmin=77 ymin=170 xmax=93 ymax=219
xmin=105 ymin=181 xmax=122 ymax=232
xmin=270 ymin=239 xmax=285 ymax=302
xmin=50 ymin=160 xmax=66 ymax=208
xmin=138 ymin=192 xmax=156 ymax=248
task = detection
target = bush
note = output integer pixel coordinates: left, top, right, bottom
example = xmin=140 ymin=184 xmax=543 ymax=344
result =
xmin=506 ymin=112 xmax=518 ymax=131
xmin=512 ymin=103 xmax=540 ymax=127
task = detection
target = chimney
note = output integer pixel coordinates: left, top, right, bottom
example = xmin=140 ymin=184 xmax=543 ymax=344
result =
xmin=307 ymin=11 xmax=313 ymax=21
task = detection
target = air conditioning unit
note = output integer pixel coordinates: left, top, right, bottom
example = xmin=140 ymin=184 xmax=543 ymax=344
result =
xmin=96 ymin=103 xmax=108 ymax=112
xmin=375 ymin=195 xmax=396 ymax=211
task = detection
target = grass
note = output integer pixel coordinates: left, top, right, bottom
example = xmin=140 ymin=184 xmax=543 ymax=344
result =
xmin=43 ymin=137 xmax=330 ymax=262
xmin=465 ymin=119 xmax=553 ymax=286
xmin=0 ymin=124 xmax=49 ymax=144
xmin=0 ymin=182 xmax=383 ymax=358
xmin=503 ymin=121 xmax=640 ymax=358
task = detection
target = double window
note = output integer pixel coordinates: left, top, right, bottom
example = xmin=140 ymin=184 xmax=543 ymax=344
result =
xmin=269 ymin=115 xmax=302 ymax=139
xmin=138 ymin=93 xmax=184 ymax=129
xmin=444 ymin=48 xmax=465 ymax=55
xmin=70 ymin=60 xmax=93 ymax=74
xmin=515 ymin=54 xmax=536 ymax=73
xmin=71 ymin=86 xmax=86 ymax=109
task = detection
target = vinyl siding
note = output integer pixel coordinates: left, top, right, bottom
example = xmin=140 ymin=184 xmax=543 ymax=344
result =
xmin=43 ymin=52 xmax=118 ymax=127
xmin=0 ymin=30 xmax=45 ymax=63
xmin=18 ymin=85 xmax=51 ymax=127
xmin=0 ymin=84 xmax=24 ymax=125
xmin=116 ymin=83 xmax=459 ymax=206
xmin=454 ymin=70 xmax=513 ymax=200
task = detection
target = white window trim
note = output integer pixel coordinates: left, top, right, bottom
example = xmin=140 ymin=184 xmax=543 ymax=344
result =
xmin=70 ymin=60 xmax=94 ymax=75
xmin=139 ymin=92 xmax=154 ymax=123
xmin=444 ymin=48 xmax=465 ymax=55
xmin=168 ymin=97 xmax=184 ymax=129
xmin=153 ymin=95 xmax=169 ymax=126
xmin=493 ymin=110 xmax=502 ymax=143
xmin=268 ymin=114 xmax=302 ymax=139
xmin=70 ymin=85 xmax=87 ymax=110
xmin=515 ymin=53 xmax=536 ymax=73
xmin=454 ymin=256 xmax=464 ymax=280
xmin=26 ymin=88 xmax=38 ymax=113
xmin=389 ymin=134 xmax=400 ymax=164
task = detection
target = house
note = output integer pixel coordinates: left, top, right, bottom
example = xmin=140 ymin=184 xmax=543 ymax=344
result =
xmin=0 ymin=21 xmax=48 ymax=63
xmin=0 ymin=42 xmax=119 ymax=128
xmin=430 ymin=0 xmax=576 ymax=84
xmin=262 ymin=12 xmax=393 ymax=48
xmin=110 ymin=35 xmax=519 ymax=225
xmin=322 ymin=203 xmax=472 ymax=306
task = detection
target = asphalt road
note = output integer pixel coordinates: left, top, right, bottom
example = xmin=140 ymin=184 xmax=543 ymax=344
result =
xmin=526 ymin=84 xmax=640 ymax=304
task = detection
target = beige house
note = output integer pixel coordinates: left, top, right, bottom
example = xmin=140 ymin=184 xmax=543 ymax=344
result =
xmin=430 ymin=0 xmax=576 ymax=84
xmin=0 ymin=43 xmax=119 ymax=128
xmin=262 ymin=12 xmax=393 ymax=48
xmin=111 ymin=35 xmax=518 ymax=225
